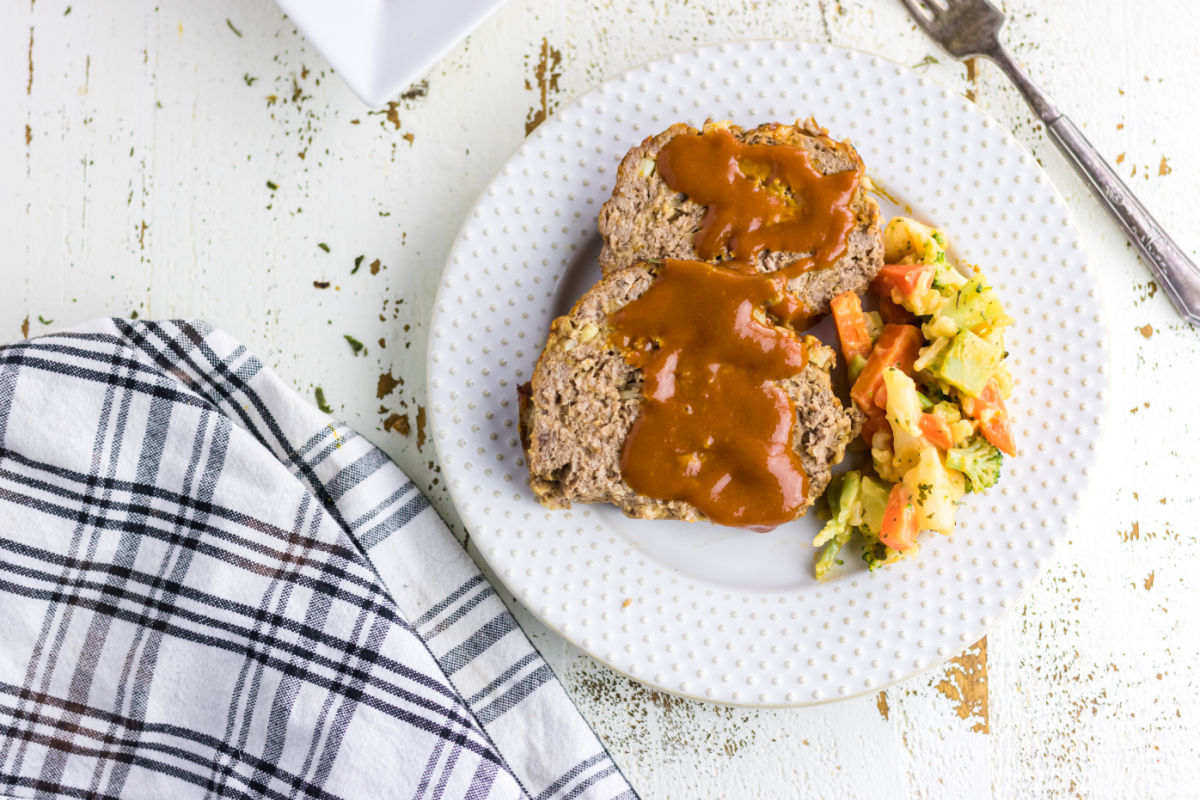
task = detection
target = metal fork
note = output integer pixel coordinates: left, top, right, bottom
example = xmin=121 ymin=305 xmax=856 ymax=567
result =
xmin=899 ymin=0 xmax=1200 ymax=326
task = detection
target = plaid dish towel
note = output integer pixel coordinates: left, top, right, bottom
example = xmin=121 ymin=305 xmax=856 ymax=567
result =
xmin=0 ymin=319 xmax=636 ymax=800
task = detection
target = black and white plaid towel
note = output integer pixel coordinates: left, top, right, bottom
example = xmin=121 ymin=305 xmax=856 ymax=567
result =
xmin=0 ymin=319 xmax=636 ymax=800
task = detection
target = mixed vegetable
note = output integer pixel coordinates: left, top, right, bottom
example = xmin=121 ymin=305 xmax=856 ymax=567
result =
xmin=814 ymin=216 xmax=1016 ymax=579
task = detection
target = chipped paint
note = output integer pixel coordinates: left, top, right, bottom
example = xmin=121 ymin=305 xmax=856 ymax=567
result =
xmin=963 ymin=56 xmax=978 ymax=103
xmin=399 ymin=80 xmax=428 ymax=101
xmin=380 ymin=101 xmax=402 ymax=130
xmin=935 ymin=637 xmax=989 ymax=734
xmin=565 ymin=668 xmax=762 ymax=761
xmin=384 ymin=413 xmax=411 ymax=436
xmin=376 ymin=369 xmax=402 ymax=399
xmin=524 ymin=38 xmax=563 ymax=136
xmin=1132 ymin=280 xmax=1159 ymax=304
xmin=26 ymin=27 xmax=33 ymax=95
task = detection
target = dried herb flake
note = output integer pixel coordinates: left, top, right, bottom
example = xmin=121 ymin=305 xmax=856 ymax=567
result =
xmin=352 ymin=255 xmax=364 ymax=274
xmin=226 ymin=19 xmax=242 ymax=37
xmin=314 ymin=387 xmax=333 ymax=413
xmin=317 ymin=242 xmax=330 ymax=253
xmin=266 ymin=180 xmax=278 ymax=191
xmin=313 ymin=281 xmax=330 ymax=289
xmin=344 ymin=335 xmax=364 ymax=355
xmin=37 ymin=315 xmax=53 ymax=325
xmin=243 ymin=74 xmax=257 ymax=86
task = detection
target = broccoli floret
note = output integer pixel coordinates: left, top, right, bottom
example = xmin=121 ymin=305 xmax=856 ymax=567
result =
xmin=860 ymin=538 xmax=904 ymax=571
xmin=862 ymin=540 xmax=887 ymax=570
xmin=945 ymin=436 xmax=1003 ymax=493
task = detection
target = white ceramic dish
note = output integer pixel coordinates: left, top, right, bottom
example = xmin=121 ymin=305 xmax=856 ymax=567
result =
xmin=428 ymin=41 xmax=1108 ymax=706
xmin=276 ymin=0 xmax=508 ymax=107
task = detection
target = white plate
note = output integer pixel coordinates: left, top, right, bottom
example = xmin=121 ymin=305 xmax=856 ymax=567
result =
xmin=276 ymin=0 xmax=508 ymax=107
xmin=428 ymin=41 xmax=1108 ymax=706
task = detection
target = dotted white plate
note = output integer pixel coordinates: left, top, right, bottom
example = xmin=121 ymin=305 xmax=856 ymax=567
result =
xmin=428 ymin=41 xmax=1108 ymax=707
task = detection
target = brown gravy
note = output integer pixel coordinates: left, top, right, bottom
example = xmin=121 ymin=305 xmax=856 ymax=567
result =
xmin=610 ymin=260 xmax=810 ymax=528
xmin=655 ymin=125 xmax=860 ymax=271
xmin=611 ymin=125 xmax=860 ymax=527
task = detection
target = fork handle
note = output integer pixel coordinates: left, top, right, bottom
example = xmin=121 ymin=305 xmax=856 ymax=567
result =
xmin=987 ymin=46 xmax=1200 ymax=326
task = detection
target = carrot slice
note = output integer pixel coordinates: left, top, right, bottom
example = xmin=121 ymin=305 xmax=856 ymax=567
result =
xmin=849 ymin=324 xmax=923 ymax=413
xmin=871 ymin=263 xmax=935 ymax=300
xmin=877 ymin=294 xmax=916 ymax=325
xmin=918 ymin=413 xmax=953 ymax=450
xmin=880 ymin=483 xmax=919 ymax=551
xmin=962 ymin=378 xmax=1016 ymax=456
xmin=830 ymin=291 xmax=873 ymax=364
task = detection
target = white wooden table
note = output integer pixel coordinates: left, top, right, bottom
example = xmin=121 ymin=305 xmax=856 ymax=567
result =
xmin=5 ymin=0 xmax=1199 ymax=796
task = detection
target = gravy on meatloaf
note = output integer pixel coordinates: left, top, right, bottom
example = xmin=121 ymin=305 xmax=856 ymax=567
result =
xmin=609 ymin=127 xmax=860 ymax=527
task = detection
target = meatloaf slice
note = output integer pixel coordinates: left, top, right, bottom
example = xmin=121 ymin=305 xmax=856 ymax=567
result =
xmin=597 ymin=119 xmax=884 ymax=316
xmin=519 ymin=261 xmax=856 ymax=522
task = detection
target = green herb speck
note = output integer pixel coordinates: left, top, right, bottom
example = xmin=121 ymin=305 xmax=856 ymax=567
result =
xmin=912 ymin=54 xmax=939 ymax=69
xmin=317 ymin=242 xmax=330 ymax=253
xmin=352 ymin=255 xmax=364 ymax=274
xmin=130 ymin=310 xmax=139 ymax=319
xmin=266 ymin=180 xmax=278 ymax=190
xmin=343 ymin=334 xmax=364 ymax=355
xmin=37 ymin=315 xmax=53 ymax=325
xmin=226 ymin=19 xmax=242 ymax=37
xmin=243 ymin=74 xmax=257 ymax=86
xmin=314 ymin=386 xmax=333 ymax=413
xmin=64 ymin=5 xmax=71 ymax=14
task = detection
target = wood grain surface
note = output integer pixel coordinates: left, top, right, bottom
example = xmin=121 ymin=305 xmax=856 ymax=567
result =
xmin=2 ymin=0 xmax=1198 ymax=797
